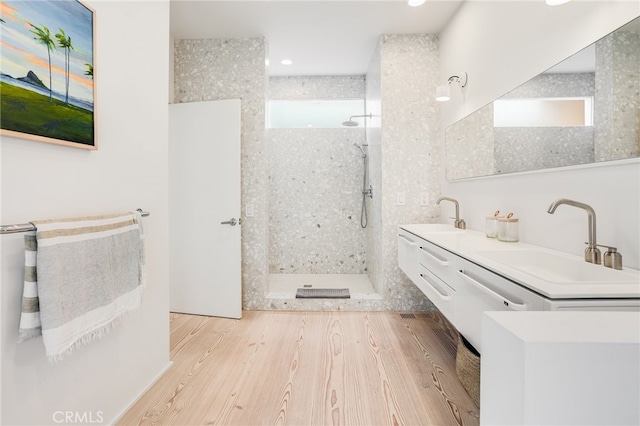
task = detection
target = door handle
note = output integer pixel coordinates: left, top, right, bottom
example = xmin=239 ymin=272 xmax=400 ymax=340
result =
xmin=221 ymin=218 xmax=237 ymax=226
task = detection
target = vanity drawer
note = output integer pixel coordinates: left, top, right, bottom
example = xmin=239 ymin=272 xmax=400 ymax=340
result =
xmin=456 ymin=259 xmax=545 ymax=353
xmin=417 ymin=240 xmax=456 ymax=286
xmin=398 ymin=229 xmax=420 ymax=283
xmin=416 ymin=264 xmax=456 ymax=324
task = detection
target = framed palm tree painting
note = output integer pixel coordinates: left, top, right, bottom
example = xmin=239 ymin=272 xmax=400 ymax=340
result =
xmin=0 ymin=0 xmax=96 ymax=149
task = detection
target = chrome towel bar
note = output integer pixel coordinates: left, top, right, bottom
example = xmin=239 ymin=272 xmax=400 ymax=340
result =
xmin=0 ymin=209 xmax=150 ymax=235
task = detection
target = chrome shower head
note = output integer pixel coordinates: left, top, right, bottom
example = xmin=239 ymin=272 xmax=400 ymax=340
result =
xmin=342 ymin=120 xmax=360 ymax=127
xmin=341 ymin=113 xmax=373 ymax=128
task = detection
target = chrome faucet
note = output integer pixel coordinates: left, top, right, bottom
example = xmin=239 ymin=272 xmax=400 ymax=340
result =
xmin=547 ymin=198 xmax=601 ymax=265
xmin=436 ymin=197 xmax=466 ymax=229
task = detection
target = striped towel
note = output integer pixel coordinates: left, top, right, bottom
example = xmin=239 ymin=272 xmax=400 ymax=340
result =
xmin=18 ymin=211 xmax=146 ymax=361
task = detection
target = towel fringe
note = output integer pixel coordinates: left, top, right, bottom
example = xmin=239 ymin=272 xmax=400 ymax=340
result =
xmin=47 ymin=284 xmax=146 ymax=363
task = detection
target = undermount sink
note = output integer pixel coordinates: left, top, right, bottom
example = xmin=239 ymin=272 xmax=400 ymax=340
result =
xmin=476 ymin=249 xmax=640 ymax=284
xmin=404 ymin=224 xmax=466 ymax=234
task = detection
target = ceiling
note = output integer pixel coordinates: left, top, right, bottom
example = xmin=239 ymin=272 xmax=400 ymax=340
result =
xmin=170 ymin=0 xmax=464 ymax=76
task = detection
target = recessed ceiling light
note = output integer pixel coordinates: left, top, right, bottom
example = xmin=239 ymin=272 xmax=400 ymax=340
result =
xmin=408 ymin=0 xmax=426 ymax=6
xmin=545 ymin=0 xmax=570 ymax=5
xmin=281 ymin=59 xmax=293 ymax=66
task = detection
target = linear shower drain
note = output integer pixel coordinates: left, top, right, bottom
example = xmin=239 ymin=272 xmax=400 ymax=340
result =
xmin=295 ymin=288 xmax=350 ymax=299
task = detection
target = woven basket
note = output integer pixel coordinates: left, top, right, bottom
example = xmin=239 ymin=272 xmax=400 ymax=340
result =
xmin=455 ymin=336 xmax=480 ymax=407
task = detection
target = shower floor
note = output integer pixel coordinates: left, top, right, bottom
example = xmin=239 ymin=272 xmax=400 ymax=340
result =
xmin=267 ymin=274 xmax=381 ymax=300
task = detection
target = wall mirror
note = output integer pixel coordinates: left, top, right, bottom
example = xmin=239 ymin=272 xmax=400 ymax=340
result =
xmin=445 ymin=16 xmax=639 ymax=181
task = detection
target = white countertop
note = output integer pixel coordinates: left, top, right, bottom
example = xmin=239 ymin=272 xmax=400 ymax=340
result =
xmin=400 ymin=224 xmax=640 ymax=299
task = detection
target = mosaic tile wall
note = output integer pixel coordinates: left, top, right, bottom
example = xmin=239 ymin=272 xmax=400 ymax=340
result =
xmin=268 ymin=76 xmax=369 ymax=275
xmin=270 ymin=75 xmax=366 ymax=100
xmin=375 ymin=34 xmax=442 ymax=311
xmin=268 ymin=128 xmax=368 ymax=274
xmin=174 ymin=38 xmax=269 ymax=310
xmin=595 ymin=30 xmax=640 ymax=162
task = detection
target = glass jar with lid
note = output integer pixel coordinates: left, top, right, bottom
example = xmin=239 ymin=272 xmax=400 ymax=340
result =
xmin=498 ymin=214 xmax=519 ymax=242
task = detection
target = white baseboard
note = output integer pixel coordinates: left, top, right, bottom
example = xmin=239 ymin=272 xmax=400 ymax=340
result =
xmin=109 ymin=360 xmax=174 ymax=425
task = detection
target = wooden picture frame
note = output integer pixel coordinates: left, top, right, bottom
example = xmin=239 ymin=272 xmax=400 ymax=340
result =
xmin=0 ymin=0 xmax=97 ymax=150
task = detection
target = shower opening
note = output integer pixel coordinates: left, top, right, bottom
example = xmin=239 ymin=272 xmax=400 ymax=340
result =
xmin=267 ymin=274 xmax=380 ymax=300
xmin=267 ymin=95 xmax=378 ymax=300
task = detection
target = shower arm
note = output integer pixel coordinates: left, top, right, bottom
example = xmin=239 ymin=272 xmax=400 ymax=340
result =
xmin=342 ymin=113 xmax=374 ymax=127
xmin=348 ymin=113 xmax=373 ymax=121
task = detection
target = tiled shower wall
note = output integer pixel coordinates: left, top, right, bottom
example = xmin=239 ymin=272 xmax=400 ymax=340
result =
xmin=174 ymin=38 xmax=269 ymax=310
xmin=269 ymin=75 xmax=365 ymax=100
xmin=366 ymin=34 xmax=442 ymax=311
xmin=268 ymin=76 xmax=368 ymax=274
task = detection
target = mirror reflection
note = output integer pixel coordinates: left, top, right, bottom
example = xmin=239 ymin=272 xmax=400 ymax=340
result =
xmin=446 ymin=16 xmax=639 ymax=180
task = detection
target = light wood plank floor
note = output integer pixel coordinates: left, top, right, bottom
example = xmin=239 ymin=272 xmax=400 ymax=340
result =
xmin=118 ymin=311 xmax=480 ymax=426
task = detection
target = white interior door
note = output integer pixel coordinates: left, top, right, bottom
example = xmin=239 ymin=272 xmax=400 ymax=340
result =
xmin=169 ymin=100 xmax=242 ymax=319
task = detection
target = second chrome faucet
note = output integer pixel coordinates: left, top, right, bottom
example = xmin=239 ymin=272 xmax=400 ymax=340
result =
xmin=547 ymin=198 xmax=622 ymax=269
xmin=437 ymin=197 xmax=466 ymax=229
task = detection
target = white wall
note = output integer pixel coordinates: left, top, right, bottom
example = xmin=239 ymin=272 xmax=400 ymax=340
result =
xmin=439 ymin=2 xmax=640 ymax=268
xmin=0 ymin=1 xmax=170 ymax=424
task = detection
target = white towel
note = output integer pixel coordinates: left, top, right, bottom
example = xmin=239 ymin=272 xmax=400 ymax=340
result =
xmin=18 ymin=211 xmax=146 ymax=361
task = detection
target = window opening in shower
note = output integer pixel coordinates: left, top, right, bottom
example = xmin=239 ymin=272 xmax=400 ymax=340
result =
xmin=268 ymin=99 xmax=365 ymax=128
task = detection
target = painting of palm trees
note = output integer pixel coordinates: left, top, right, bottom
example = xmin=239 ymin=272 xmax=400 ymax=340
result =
xmin=28 ymin=24 xmax=55 ymax=103
xmin=55 ymin=28 xmax=74 ymax=105
xmin=0 ymin=0 xmax=96 ymax=149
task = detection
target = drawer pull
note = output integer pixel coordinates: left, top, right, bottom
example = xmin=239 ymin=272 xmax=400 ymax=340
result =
xmin=419 ymin=273 xmax=451 ymax=301
xmin=419 ymin=246 xmax=449 ymax=267
xmin=398 ymin=234 xmax=417 ymax=245
xmin=457 ymin=270 xmax=526 ymax=311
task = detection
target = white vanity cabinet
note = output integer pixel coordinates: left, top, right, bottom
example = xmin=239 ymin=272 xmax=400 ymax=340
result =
xmin=415 ymin=239 xmax=458 ymax=325
xmin=399 ymin=230 xmax=457 ymax=325
xmin=398 ymin=225 xmax=640 ymax=354
xmin=416 ymin=264 xmax=456 ymax=324
xmin=417 ymin=239 xmax=458 ymax=286
xmin=398 ymin=229 xmax=420 ymax=283
xmin=455 ymin=258 xmax=545 ymax=352
xmin=397 ymin=230 xmax=545 ymax=351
